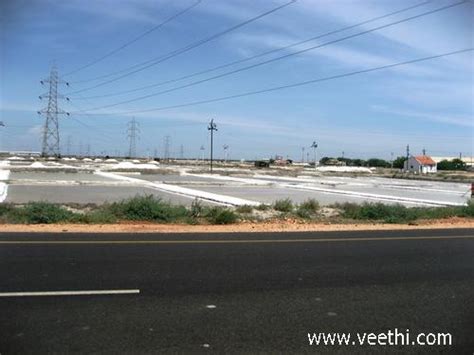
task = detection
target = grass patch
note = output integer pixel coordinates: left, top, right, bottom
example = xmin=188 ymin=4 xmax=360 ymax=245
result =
xmin=273 ymin=198 xmax=293 ymax=212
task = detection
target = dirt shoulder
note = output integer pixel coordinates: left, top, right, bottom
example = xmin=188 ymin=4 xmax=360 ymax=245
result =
xmin=0 ymin=217 xmax=472 ymax=234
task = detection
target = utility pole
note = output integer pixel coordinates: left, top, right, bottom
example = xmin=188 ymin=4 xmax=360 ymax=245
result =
xmin=163 ymin=135 xmax=171 ymax=161
xmin=223 ymin=144 xmax=229 ymax=162
xmin=200 ymin=145 xmax=205 ymax=161
xmin=342 ymin=151 xmax=345 ymax=159
xmin=310 ymin=141 xmax=318 ymax=169
xmin=208 ymin=119 xmax=217 ymax=173
xmin=390 ymin=152 xmax=394 ymax=169
xmin=180 ymin=144 xmax=184 ymax=160
xmin=406 ymin=144 xmax=410 ymax=172
xmin=301 ymin=147 xmax=305 ymax=163
xmin=127 ymin=117 xmax=140 ymax=158
xmin=38 ymin=65 xmax=69 ymax=157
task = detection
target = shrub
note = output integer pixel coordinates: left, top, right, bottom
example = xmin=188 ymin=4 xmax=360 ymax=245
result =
xmin=190 ymin=199 xmax=204 ymax=218
xmin=298 ymin=199 xmax=320 ymax=213
xmin=21 ymin=202 xmax=76 ymax=224
xmin=273 ymin=198 xmax=293 ymax=212
xmin=235 ymin=205 xmax=254 ymax=214
xmin=256 ymin=204 xmax=270 ymax=211
xmin=205 ymin=207 xmax=238 ymax=224
xmin=337 ymin=202 xmax=416 ymax=224
xmin=108 ymin=195 xmax=189 ymax=222
xmin=296 ymin=199 xmax=320 ymax=219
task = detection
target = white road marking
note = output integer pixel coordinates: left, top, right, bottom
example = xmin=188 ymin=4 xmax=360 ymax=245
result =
xmin=95 ymin=171 xmax=260 ymax=206
xmin=0 ymin=289 xmax=140 ymax=297
xmin=206 ymin=305 xmax=217 ymax=309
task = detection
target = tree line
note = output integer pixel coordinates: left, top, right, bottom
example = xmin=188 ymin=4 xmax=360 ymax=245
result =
xmin=318 ymin=157 xmax=468 ymax=170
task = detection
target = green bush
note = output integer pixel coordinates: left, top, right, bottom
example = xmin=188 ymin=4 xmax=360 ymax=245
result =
xmin=273 ymin=198 xmax=293 ymax=212
xmin=295 ymin=199 xmax=320 ymax=219
xmin=256 ymin=204 xmax=270 ymax=211
xmin=20 ymin=202 xmax=76 ymax=224
xmin=107 ymin=195 xmax=189 ymax=222
xmin=337 ymin=202 xmax=415 ymax=223
xmin=190 ymin=199 xmax=204 ymax=218
xmin=463 ymin=200 xmax=474 ymax=217
xmin=336 ymin=201 xmax=474 ymax=224
xmin=205 ymin=207 xmax=238 ymax=224
xmin=235 ymin=205 xmax=254 ymax=214
xmin=298 ymin=199 xmax=320 ymax=213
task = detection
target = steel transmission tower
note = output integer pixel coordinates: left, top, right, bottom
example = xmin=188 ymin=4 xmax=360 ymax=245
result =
xmin=163 ymin=135 xmax=171 ymax=161
xmin=38 ymin=65 xmax=69 ymax=157
xmin=127 ymin=117 xmax=140 ymax=158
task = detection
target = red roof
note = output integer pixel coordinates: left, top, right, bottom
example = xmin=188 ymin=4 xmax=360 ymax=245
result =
xmin=414 ymin=155 xmax=436 ymax=165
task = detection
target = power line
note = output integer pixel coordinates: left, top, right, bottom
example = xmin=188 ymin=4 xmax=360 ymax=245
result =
xmin=66 ymin=0 xmax=297 ymax=95
xmin=72 ymin=48 xmax=473 ymax=116
xmin=76 ymin=0 xmax=468 ymax=112
xmin=65 ymin=0 xmax=201 ymax=78
xmin=71 ymin=0 xmax=431 ymax=100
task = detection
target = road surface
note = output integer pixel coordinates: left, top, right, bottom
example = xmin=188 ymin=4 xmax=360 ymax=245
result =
xmin=0 ymin=229 xmax=473 ymax=353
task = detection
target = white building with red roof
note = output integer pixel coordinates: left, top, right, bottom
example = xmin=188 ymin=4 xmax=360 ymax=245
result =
xmin=404 ymin=155 xmax=437 ymax=174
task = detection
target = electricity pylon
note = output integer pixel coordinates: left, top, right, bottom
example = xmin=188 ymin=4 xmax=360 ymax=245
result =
xmin=127 ymin=117 xmax=140 ymax=158
xmin=38 ymin=65 xmax=69 ymax=157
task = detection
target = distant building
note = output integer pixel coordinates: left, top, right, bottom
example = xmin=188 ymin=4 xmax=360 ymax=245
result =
xmin=404 ymin=155 xmax=437 ymax=174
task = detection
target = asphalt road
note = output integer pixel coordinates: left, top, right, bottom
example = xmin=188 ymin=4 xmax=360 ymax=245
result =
xmin=0 ymin=229 xmax=473 ymax=354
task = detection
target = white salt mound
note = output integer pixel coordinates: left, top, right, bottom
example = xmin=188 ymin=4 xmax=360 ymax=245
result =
xmin=316 ymin=166 xmax=372 ymax=173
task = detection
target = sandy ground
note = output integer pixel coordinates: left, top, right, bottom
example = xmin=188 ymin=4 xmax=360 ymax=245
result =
xmin=0 ymin=218 xmax=472 ymax=234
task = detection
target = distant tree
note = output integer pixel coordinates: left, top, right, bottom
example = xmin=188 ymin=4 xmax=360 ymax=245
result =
xmin=336 ymin=157 xmax=352 ymax=166
xmin=392 ymin=156 xmax=407 ymax=169
xmin=319 ymin=157 xmax=332 ymax=165
xmin=451 ymin=158 xmax=466 ymax=170
xmin=351 ymin=159 xmax=367 ymax=167
xmin=437 ymin=159 xmax=466 ymax=171
xmin=367 ymin=158 xmax=390 ymax=168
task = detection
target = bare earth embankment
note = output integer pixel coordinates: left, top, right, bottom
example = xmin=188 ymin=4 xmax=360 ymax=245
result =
xmin=0 ymin=217 xmax=472 ymax=234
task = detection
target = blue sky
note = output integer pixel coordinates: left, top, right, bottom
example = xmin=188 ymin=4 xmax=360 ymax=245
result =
xmin=0 ymin=0 xmax=472 ymax=160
